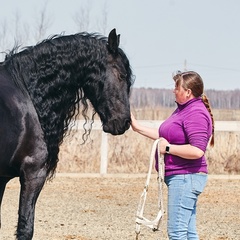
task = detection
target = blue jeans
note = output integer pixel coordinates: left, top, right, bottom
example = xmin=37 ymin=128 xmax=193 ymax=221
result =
xmin=164 ymin=174 xmax=208 ymax=240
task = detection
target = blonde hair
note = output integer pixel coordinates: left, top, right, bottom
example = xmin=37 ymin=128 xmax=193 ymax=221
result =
xmin=173 ymin=71 xmax=214 ymax=146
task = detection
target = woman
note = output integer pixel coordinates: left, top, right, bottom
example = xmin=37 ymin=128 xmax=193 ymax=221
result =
xmin=131 ymin=70 xmax=214 ymax=240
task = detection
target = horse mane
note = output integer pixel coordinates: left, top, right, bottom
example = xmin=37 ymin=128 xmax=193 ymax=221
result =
xmin=3 ymin=32 xmax=114 ymax=179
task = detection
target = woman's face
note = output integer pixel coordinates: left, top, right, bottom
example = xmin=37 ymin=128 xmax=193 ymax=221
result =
xmin=173 ymin=81 xmax=190 ymax=104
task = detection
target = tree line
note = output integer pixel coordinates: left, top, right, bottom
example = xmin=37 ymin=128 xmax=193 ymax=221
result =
xmin=1 ymin=4 xmax=239 ymax=111
xmin=130 ymin=88 xmax=240 ymax=109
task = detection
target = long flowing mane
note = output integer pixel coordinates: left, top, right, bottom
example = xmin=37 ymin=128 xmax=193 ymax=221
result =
xmin=3 ymin=32 xmax=132 ymax=178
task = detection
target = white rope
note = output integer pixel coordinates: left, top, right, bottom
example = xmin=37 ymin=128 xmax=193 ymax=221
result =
xmin=135 ymin=139 xmax=165 ymax=239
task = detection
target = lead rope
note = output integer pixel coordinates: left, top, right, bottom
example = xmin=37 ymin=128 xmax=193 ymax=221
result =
xmin=135 ymin=139 xmax=165 ymax=240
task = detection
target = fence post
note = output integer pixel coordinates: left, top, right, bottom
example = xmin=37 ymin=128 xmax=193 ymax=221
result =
xmin=100 ymin=131 xmax=108 ymax=174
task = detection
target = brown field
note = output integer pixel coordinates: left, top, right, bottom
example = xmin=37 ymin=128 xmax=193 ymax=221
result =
xmin=57 ymin=108 xmax=240 ymax=175
xmin=1 ymin=174 xmax=240 ymax=240
xmin=58 ymin=129 xmax=240 ymax=175
xmin=1 ymin=108 xmax=240 ymax=240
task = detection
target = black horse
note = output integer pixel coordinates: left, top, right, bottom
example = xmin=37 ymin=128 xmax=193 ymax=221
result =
xmin=0 ymin=29 xmax=134 ymax=239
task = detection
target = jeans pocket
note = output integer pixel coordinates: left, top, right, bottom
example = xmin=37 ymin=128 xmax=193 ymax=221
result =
xmin=191 ymin=174 xmax=208 ymax=195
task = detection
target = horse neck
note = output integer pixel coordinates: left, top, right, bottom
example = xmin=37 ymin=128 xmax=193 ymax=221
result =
xmin=7 ymin=35 xmax=107 ymax=141
xmin=12 ymin=36 xmax=107 ymax=113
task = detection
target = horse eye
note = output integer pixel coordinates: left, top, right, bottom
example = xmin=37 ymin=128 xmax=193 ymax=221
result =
xmin=119 ymin=73 xmax=127 ymax=80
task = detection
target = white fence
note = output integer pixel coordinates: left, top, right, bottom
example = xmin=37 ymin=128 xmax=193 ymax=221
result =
xmin=72 ymin=120 xmax=240 ymax=174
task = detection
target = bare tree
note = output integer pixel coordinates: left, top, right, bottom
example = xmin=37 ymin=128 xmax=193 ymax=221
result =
xmin=96 ymin=1 xmax=108 ymax=35
xmin=0 ymin=20 xmax=8 ymax=61
xmin=0 ymin=20 xmax=7 ymax=49
xmin=11 ymin=10 xmax=31 ymax=46
xmin=73 ymin=1 xmax=92 ymax=32
xmin=0 ymin=4 xmax=52 ymax=62
xmin=13 ymin=11 xmax=22 ymax=44
xmin=34 ymin=3 xmax=52 ymax=42
xmin=0 ymin=11 xmax=26 ymax=59
xmin=73 ymin=0 xmax=109 ymax=34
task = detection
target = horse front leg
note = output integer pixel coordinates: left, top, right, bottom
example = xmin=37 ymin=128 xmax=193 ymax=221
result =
xmin=16 ymin=169 xmax=47 ymax=240
xmin=0 ymin=177 xmax=11 ymax=228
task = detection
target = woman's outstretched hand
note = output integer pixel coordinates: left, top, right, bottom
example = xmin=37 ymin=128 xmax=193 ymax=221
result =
xmin=130 ymin=112 xmax=139 ymax=132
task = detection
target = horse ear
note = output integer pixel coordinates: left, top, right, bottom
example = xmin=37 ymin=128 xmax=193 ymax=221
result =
xmin=107 ymin=28 xmax=120 ymax=55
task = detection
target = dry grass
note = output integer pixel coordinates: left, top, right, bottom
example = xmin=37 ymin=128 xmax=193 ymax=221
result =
xmin=57 ymin=108 xmax=240 ymax=174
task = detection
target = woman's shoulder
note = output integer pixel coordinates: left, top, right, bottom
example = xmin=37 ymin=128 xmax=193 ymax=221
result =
xmin=184 ymin=99 xmax=209 ymax=117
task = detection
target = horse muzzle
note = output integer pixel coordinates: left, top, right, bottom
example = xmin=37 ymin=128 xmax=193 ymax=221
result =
xmin=103 ymin=119 xmax=130 ymax=135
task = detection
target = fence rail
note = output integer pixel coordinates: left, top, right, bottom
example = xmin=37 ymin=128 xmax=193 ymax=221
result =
xmin=72 ymin=120 xmax=240 ymax=132
xmin=71 ymin=120 xmax=240 ymax=174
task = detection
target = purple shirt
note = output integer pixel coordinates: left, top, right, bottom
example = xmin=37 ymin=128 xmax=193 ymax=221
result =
xmin=158 ymin=97 xmax=212 ymax=176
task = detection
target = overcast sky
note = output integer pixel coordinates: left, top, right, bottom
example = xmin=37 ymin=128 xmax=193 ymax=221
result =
xmin=1 ymin=0 xmax=240 ymax=90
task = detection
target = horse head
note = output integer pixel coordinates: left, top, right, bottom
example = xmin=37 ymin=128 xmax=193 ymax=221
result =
xmin=83 ymin=29 xmax=134 ymax=135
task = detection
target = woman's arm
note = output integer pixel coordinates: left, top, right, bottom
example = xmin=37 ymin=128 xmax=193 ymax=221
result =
xmin=159 ymin=137 xmax=204 ymax=159
xmin=131 ymin=113 xmax=159 ymax=140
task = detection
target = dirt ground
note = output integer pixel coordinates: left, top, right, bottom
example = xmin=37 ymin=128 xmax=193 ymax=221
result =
xmin=1 ymin=174 xmax=240 ymax=240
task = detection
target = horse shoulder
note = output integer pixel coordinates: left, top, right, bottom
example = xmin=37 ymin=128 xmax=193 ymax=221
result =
xmin=0 ymin=68 xmax=47 ymax=177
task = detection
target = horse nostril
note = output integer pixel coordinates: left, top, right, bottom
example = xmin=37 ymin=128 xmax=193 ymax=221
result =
xmin=125 ymin=119 xmax=131 ymax=130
